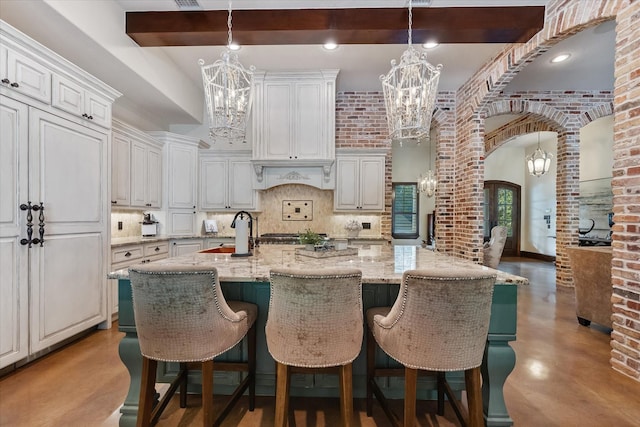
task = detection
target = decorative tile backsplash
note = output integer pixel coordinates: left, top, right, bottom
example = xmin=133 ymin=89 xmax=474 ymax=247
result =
xmin=111 ymin=185 xmax=382 ymax=239
xmin=204 ymin=184 xmax=381 ymax=238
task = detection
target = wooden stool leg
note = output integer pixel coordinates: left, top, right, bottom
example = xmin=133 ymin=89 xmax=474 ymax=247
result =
xmin=179 ymin=362 xmax=187 ymax=408
xmin=339 ymin=363 xmax=354 ymax=427
xmin=248 ymin=322 xmax=257 ymax=411
xmin=404 ymin=367 xmax=417 ymax=427
xmin=137 ymin=357 xmax=157 ymax=427
xmin=275 ymin=362 xmax=290 ymax=427
xmin=465 ymin=367 xmax=484 ymax=427
xmin=436 ymin=371 xmax=445 ymax=416
xmin=366 ymin=327 xmax=375 ymax=416
xmin=202 ymin=360 xmax=214 ymax=427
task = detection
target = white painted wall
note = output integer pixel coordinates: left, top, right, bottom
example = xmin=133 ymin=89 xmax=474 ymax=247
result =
xmin=391 ymin=138 xmax=436 ymax=244
xmin=484 ymin=115 xmax=613 ymax=257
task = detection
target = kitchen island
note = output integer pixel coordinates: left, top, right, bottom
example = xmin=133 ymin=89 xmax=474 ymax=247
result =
xmin=110 ymin=244 xmax=526 ymax=427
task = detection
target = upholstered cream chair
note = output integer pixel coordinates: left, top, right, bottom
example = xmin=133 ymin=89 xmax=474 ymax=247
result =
xmin=366 ymin=269 xmax=496 ymax=427
xmin=483 ymin=225 xmax=508 ymax=269
xmin=129 ymin=264 xmax=257 ymax=427
xmin=266 ymin=268 xmax=363 ymax=427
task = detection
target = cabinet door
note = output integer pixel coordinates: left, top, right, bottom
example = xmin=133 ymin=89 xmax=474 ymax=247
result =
xmin=84 ymin=91 xmax=111 ymax=129
xmin=334 ymin=157 xmax=359 ymax=210
xmin=200 ymin=158 xmax=229 ymax=210
xmin=171 ymin=239 xmax=203 ymax=257
xmin=5 ymin=48 xmax=51 ymax=104
xmin=52 ymin=74 xmax=84 ymax=117
xmin=146 ymin=146 xmax=162 ymax=208
xmin=229 ymin=160 xmax=255 ymax=209
xmin=168 ymin=210 xmax=196 ymax=235
xmin=0 ymin=96 xmax=29 ymax=368
xmin=359 ymin=157 xmax=385 ymax=211
xmin=168 ymin=143 xmax=197 ymax=209
xmin=28 ymin=108 xmax=108 ymax=353
xmin=130 ymin=140 xmax=147 ymax=208
xmin=295 ymin=82 xmax=323 ymax=159
xmin=111 ymin=133 xmax=131 ymax=206
xmin=263 ymin=83 xmax=292 ymax=159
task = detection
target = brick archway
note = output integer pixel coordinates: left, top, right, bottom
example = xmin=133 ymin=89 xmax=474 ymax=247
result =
xmin=451 ymin=0 xmax=637 ymax=381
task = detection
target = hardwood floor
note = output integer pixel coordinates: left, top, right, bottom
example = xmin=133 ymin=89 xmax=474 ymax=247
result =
xmin=1 ymin=258 xmax=639 ymax=426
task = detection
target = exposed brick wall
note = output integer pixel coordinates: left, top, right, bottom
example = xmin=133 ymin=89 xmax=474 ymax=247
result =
xmin=334 ymin=0 xmax=638 ymax=380
xmin=483 ymin=92 xmax=613 ymax=287
xmin=452 ymin=0 xmax=636 ymax=381
xmin=610 ymin=0 xmax=640 ymax=381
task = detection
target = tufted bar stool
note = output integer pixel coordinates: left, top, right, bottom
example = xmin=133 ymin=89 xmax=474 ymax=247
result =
xmin=129 ymin=264 xmax=257 ymax=427
xmin=366 ymin=268 xmax=496 ymax=427
xmin=266 ymin=268 xmax=363 ymax=427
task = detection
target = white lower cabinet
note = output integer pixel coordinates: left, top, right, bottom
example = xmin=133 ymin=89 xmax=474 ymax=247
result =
xmin=170 ymin=238 xmax=204 ymax=257
xmin=109 ymin=241 xmax=169 ymax=316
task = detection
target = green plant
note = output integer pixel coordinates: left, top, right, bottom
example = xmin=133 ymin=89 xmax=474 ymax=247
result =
xmin=298 ymin=229 xmax=323 ymax=245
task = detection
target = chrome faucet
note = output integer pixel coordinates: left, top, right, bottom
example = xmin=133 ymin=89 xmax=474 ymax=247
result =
xmin=231 ymin=211 xmax=254 ymax=250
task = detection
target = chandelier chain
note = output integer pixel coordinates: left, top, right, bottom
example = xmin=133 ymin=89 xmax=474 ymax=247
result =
xmin=227 ymin=0 xmax=233 ymax=48
xmin=408 ymin=0 xmax=413 ymax=46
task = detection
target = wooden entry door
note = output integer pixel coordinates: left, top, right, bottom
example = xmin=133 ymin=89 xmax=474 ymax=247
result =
xmin=484 ymin=181 xmax=521 ymax=257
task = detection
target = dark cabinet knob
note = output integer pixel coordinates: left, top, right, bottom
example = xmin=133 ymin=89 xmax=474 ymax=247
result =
xmin=154 ymin=247 xmax=160 ymax=252
xmin=10 ymin=82 xmax=19 ymax=88
xmin=124 ymin=251 xmax=132 ymax=257
xmin=1 ymin=78 xmax=10 ymax=84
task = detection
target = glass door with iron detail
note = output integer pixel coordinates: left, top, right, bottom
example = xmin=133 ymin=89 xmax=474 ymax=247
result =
xmin=484 ymin=181 xmax=520 ymax=257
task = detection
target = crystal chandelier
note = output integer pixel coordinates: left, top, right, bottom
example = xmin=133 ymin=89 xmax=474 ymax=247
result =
xmin=526 ymin=132 xmax=553 ymax=177
xmin=199 ymin=0 xmax=254 ymax=143
xmin=418 ymin=169 xmax=437 ymax=197
xmin=380 ymin=0 xmax=442 ymax=143
xmin=418 ymin=138 xmax=437 ymax=197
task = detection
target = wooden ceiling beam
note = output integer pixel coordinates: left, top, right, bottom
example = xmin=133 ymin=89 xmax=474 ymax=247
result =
xmin=126 ymin=7 xmax=544 ymax=46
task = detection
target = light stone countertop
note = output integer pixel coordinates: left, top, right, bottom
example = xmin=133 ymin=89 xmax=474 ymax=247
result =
xmin=110 ymin=235 xmax=232 ymax=248
xmin=109 ymin=244 xmax=528 ymax=286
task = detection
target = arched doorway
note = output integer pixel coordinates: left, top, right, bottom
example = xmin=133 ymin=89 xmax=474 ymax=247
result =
xmin=484 ymin=181 xmax=520 ymax=257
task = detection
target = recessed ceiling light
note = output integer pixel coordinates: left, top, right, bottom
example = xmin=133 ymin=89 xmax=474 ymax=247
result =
xmin=229 ymin=43 xmax=240 ymax=51
xmin=423 ymin=41 xmax=439 ymax=49
xmin=551 ymin=53 xmax=571 ymax=63
xmin=323 ymin=42 xmax=338 ymax=51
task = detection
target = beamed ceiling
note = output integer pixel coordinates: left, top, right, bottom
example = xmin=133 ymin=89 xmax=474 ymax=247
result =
xmin=126 ymin=7 xmax=545 ymax=47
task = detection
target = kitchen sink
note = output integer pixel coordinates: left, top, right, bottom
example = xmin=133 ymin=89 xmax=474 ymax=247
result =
xmin=199 ymin=246 xmax=235 ymax=254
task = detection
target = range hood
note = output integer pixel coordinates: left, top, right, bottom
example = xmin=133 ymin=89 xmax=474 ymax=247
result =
xmin=252 ymin=159 xmax=335 ymax=190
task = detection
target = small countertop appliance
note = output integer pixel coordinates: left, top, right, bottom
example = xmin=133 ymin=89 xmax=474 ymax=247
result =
xmin=141 ymin=213 xmax=158 ymax=237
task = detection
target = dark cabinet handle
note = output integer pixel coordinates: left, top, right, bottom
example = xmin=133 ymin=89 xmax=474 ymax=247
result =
xmin=19 ymin=201 xmax=44 ymax=247
xmin=88 ymin=115 xmax=93 ymax=120
xmin=10 ymin=82 xmax=19 ymax=88
xmin=1 ymin=78 xmax=9 ymax=84
xmin=124 ymin=251 xmax=132 ymax=257
xmin=154 ymin=247 xmax=160 ymax=252
xmin=111 ymin=201 xmax=117 ymax=204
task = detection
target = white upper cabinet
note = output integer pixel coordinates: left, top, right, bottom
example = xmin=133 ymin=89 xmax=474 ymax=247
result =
xmin=111 ymin=133 xmax=131 ymax=206
xmin=112 ymin=120 xmax=163 ymax=209
xmin=1 ymin=44 xmax=51 ymax=104
xmin=334 ymin=149 xmax=386 ymax=212
xmin=252 ymin=70 xmax=338 ymax=162
xmin=148 ymin=132 xmax=205 ymax=236
xmin=52 ymin=75 xmax=112 ymax=128
xmin=199 ymin=151 xmax=256 ymax=211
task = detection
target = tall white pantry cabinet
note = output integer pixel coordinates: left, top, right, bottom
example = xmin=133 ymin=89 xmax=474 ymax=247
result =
xmin=0 ymin=21 xmax=120 ymax=369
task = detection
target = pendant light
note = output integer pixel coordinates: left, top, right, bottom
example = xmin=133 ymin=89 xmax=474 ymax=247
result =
xmin=380 ymin=0 xmax=442 ymax=143
xmin=199 ymin=0 xmax=255 ymax=143
xmin=418 ymin=138 xmax=437 ymax=197
xmin=526 ymin=132 xmax=553 ymax=177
